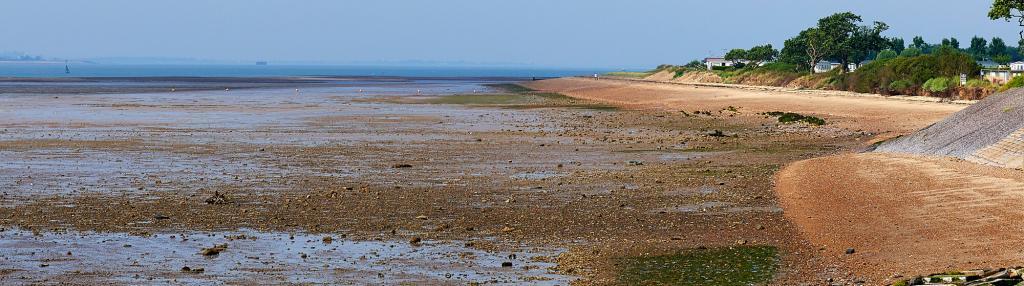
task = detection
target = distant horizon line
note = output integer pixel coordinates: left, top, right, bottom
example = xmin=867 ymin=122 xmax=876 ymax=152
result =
xmin=0 ymin=60 xmax=643 ymax=71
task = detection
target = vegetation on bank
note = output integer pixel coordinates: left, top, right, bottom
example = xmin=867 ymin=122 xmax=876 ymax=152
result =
xmin=604 ymin=71 xmax=653 ymax=78
xmin=645 ymin=7 xmax=1024 ymax=100
xmin=762 ymin=111 xmax=826 ymax=126
xmin=616 ymin=246 xmax=779 ymax=285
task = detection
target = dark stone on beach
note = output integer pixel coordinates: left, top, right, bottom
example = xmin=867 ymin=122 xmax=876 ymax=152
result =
xmin=501 ymin=262 xmax=513 ymax=267
xmin=204 ymin=191 xmax=231 ymax=205
xmin=154 ymin=214 xmax=170 ymax=220
xmin=392 ymin=164 xmax=413 ymax=168
xmin=845 ymin=248 xmax=855 ymax=254
xmin=201 ymin=244 xmax=228 ymax=256
xmin=409 ymin=237 xmax=422 ymax=245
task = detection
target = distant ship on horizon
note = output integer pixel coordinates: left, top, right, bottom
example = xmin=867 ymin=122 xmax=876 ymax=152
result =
xmin=255 ymin=61 xmax=268 ymax=66
xmin=65 ymin=61 xmax=70 ymax=74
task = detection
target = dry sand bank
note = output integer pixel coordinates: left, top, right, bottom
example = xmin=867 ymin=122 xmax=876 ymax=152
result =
xmin=525 ymin=77 xmax=963 ymax=137
xmin=776 ymin=153 xmax=1024 ymax=284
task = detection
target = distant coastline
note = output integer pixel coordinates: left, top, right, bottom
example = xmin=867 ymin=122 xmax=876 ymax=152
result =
xmin=0 ymin=63 xmax=609 ymax=78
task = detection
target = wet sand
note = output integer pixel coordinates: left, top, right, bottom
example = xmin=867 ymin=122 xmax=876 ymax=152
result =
xmin=0 ymin=76 xmax=965 ymax=285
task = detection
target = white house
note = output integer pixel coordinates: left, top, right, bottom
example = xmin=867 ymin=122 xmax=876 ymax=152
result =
xmin=981 ymin=61 xmax=1024 ymax=84
xmin=813 ymin=61 xmax=841 ymax=73
xmin=704 ymin=57 xmax=765 ymax=70
xmin=1011 ymin=61 xmax=1024 ymax=71
xmin=704 ymin=58 xmax=732 ymax=70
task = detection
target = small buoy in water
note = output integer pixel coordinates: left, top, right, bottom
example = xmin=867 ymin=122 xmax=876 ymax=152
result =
xmin=417 ymin=89 xmax=421 ymax=94
xmin=358 ymin=89 xmax=363 ymax=93
xmin=225 ymin=88 xmax=230 ymax=91
xmin=170 ymin=88 xmax=175 ymax=92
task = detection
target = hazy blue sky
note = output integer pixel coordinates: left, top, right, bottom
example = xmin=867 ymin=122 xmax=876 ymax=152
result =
xmin=1 ymin=0 xmax=1019 ymax=68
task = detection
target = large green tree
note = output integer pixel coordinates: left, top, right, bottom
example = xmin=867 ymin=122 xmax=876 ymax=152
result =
xmin=745 ymin=44 xmax=779 ymax=66
xmin=780 ymin=12 xmax=888 ymax=73
xmin=847 ymin=21 xmax=891 ymax=64
xmin=990 ymin=37 xmax=1009 ymax=61
xmin=990 ymin=0 xmax=1024 ymax=39
xmin=817 ymin=12 xmax=872 ymax=72
xmin=886 ymin=37 xmax=905 ymax=54
xmin=723 ymin=48 xmax=748 ymax=65
xmin=968 ymin=36 xmax=989 ymax=60
xmin=779 ymin=30 xmax=812 ymax=70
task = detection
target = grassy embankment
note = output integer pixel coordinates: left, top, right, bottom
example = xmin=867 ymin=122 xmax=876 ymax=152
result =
xmin=650 ymin=50 xmax=1007 ymax=100
xmin=604 ymin=71 xmax=655 ymax=79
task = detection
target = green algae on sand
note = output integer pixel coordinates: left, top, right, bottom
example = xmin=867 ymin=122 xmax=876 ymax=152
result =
xmin=617 ymin=246 xmax=779 ymax=285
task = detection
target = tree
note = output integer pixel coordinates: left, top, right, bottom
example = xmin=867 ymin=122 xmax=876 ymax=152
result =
xmin=950 ymin=37 xmax=961 ymax=49
xmin=887 ymin=37 xmax=905 ymax=54
xmin=724 ymin=48 xmax=748 ymax=65
xmin=995 ymin=53 xmax=1013 ymax=65
xmin=817 ymin=12 xmax=869 ymax=72
xmin=968 ymin=36 xmax=989 ymax=59
xmin=1019 ymin=38 xmax=1024 ymax=58
xmin=911 ymin=36 xmax=927 ymax=49
xmin=779 ymin=12 xmax=887 ymax=73
xmin=847 ymin=21 xmax=890 ymax=64
xmin=803 ymin=28 xmax=831 ymax=73
xmin=989 ymin=0 xmax=1024 ymax=40
xmin=872 ymin=49 xmax=897 ymax=60
xmin=745 ymin=44 xmax=779 ymax=66
xmin=780 ymin=31 xmax=812 ymax=70
xmin=900 ymin=47 xmax=922 ymax=57
xmin=990 ymin=37 xmax=1008 ymax=55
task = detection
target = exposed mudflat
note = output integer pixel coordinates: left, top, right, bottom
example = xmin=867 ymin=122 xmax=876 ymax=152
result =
xmin=0 ymin=76 xmax=966 ymax=285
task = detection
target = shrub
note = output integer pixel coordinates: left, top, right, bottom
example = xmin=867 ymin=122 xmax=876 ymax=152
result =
xmin=1004 ymin=75 xmax=1024 ymax=90
xmin=965 ymin=79 xmax=993 ymax=88
xmin=888 ymin=80 xmax=912 ymax=94
xmin=712 ymin=65 xmax=737 ymax=71
xmin=835 ymin=49 xmax=978 ymax=97
xmin=674 ymin=69 xmax=687 ymax=79
xmin=900 ymin=47 xmax=922 ymax=57
xmin=922 ymin=77 xmax=953 ymax=93
xmin=876 ymin=49 xmax=898 ymax=61
xmin=758 ymin=62 xmax=800 ymax=73
xmin=762 ymin=111 xmax=826 ymax=125
xmin=684 ymin=60 xmax=704 ymax=69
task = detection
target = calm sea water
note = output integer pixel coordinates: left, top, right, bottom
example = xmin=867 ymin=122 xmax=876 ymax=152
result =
xmin=0 ymin=62 xmax=606 ymax=78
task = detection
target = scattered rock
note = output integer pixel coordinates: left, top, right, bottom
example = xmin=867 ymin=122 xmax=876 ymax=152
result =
xmin=627 ymin=160 xmax=644 ymax=166
xmin=181 ymin=266 xmax=205 ymax=273
xmin=845 ymin=248 xmax=855 ymax=254
xmin=415 ymin=215 xmax=428 ymax=220
xmin=392 ymin=164 xmax=413 ymax=168
xmin=154 ymin=214 xmax=170 ymax=220
xmin=409 ymin=237 xmax=422 ymax=245
xmin=201 ymin=244 xmax=228 ymax=256
xmin=322 ymin=236 xmax=333 ymax=244
xmin=501 ymin=262 xmax=513 ymax=267
xmin=204 ymin=191 xmax=231 ymax=205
